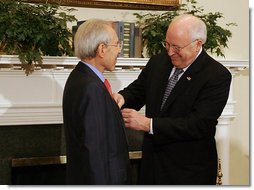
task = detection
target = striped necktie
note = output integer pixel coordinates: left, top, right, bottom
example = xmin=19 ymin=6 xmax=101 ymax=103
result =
xmin=160 ymin=68 xmax=183 ymax=109
xmin=104 ymin=79 xmax=112 ymax=95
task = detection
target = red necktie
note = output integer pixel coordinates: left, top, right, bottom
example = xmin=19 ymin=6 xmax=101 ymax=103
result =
xmin=104 ymin=79 xmax=112 ymax=95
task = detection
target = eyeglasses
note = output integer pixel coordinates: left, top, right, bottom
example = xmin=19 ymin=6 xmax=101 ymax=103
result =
xmin=106 ymin=41 xmax=123 ymax=50
xmin=161 ymin=39 xmax=197 ymax=53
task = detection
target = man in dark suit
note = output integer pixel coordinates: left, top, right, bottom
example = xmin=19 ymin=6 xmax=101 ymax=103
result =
xmin=62 ymin=19 xmax=130 ymax=185
xmin=112 ymin=14 xmax=232 ymax=185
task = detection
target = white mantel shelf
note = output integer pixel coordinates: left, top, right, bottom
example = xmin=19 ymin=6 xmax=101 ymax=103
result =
xmin=0 ymin=55 xmax=248 ymax=126
xmin=0 ymin=55 xmax=249 ymax=68
xmin=0 ymin=55 xmax=149 ymax=67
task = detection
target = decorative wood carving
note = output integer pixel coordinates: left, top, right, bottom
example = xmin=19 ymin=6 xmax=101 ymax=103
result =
xmin=217 ymin=158 xmax=223 ymax=185
xmin=23 ymin=0 xmax=180 ymax=10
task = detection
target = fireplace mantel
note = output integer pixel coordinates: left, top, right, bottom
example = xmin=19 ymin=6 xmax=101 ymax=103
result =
xmin=0 ymin=55 xmax=249 ymax=185
xmin=0 ymin=55 xmax=248 ymax=126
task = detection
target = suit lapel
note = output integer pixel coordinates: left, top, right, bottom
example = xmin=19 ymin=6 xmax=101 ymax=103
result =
xmin=155 ymin=61 xmax=174 ymax=113
xmin=161 ymin=69 xmax=194 ymax=112
xmin=160 ymin=50 xmax=207 ymax=113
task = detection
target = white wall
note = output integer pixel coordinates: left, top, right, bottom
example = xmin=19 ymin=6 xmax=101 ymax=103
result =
xmin=198 ymin=0 xmax=249 ymax=60
xmin=55 ymin=0 xmax=249 ymax=185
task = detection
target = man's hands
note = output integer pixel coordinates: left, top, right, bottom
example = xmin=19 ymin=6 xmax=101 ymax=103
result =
xmin=121 ymin=108 xmax=151 ymax=132
xmin=112 ymin=93 xmax=150 ymax=132
xmin=112 ymin=93 xmax=125 ymax=109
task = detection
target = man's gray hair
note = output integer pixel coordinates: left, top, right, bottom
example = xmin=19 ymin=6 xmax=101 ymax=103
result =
xmin=74 ymin=19 xmax=112 ymax=59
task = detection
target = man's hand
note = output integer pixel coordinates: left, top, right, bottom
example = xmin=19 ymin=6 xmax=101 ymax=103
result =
xmin=121 ymin=108 xmax=151 ymax=132
xmin=112 ymin=93 xmax=125 ymax=109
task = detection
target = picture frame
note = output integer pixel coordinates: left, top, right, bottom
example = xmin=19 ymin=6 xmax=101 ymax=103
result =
xmin=24 ymin=0 xmax=181 ymax=10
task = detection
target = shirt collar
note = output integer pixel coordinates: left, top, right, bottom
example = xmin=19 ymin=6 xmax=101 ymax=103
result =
xmin=81 ymin=61 xmax=105 ymax=82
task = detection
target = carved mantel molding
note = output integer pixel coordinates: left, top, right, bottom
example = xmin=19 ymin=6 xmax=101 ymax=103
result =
xmin=22 ymin=0 xmax=180 ymax=10
xmin=0 ymin=55 xmax=248 ymax=126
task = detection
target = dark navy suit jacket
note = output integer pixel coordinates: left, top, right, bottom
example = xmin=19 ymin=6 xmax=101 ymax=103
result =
xmin=63 ymin=62 xmax=130 ymax=184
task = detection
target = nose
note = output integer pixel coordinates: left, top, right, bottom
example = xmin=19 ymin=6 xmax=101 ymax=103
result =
xmin=167 ymin=47 xmax=175 ymax=56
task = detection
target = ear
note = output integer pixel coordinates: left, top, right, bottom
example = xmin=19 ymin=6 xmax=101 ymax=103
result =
xmin=198 ymin=39 xmax=203 ymax=45
xmin=196 ymin=39 xmax=203 ymax=51
xmin=97 ymin=43 xmax=106 ymax=58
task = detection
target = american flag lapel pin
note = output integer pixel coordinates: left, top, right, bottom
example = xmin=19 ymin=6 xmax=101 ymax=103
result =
xmin=187 ymin=76 xmax=191 ymax=81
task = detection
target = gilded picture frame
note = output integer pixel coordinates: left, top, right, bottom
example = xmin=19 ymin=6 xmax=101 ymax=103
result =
xmin=24 ymin=0 xmax=181 ymax=10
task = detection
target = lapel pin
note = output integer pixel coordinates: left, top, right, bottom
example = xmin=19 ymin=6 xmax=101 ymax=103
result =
xmin=187 ymin=76 xmax=192 ymax=81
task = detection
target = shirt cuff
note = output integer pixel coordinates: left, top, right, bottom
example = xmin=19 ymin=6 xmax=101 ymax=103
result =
xmin=149 ymin=118 xmax=153 ymax=135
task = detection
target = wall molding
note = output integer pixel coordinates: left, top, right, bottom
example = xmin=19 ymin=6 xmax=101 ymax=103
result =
xmin=0 ymin=55 xmax=249 ymax=68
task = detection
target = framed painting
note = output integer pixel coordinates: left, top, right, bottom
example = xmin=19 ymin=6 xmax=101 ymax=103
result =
xmin=24 ymin=0 xmax=181 ymax=10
